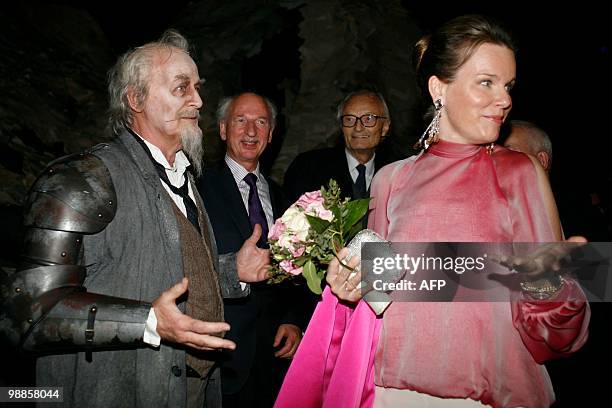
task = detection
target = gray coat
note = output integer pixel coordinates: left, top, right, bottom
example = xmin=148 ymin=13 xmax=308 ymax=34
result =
xmin=36 ymin=131 xmax=245 ymax=407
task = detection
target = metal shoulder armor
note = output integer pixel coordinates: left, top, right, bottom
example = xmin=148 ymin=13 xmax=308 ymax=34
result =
xmin=24 ymin=152 xmax=116 ymax=234
xmin=1 ymin=152 xmax=150 ymax=351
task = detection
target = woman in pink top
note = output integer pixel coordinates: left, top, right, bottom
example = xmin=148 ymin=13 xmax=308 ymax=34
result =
xmin=276 ymin=15 xmax=589 ymax=408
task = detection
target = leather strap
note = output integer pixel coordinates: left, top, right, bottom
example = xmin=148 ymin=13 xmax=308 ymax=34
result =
xmin=85 ymin=304 xmax=97 ymax=362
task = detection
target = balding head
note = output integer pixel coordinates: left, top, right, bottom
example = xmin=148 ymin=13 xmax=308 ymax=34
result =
xmin=504 ymin=120 xmax=553 ymax=174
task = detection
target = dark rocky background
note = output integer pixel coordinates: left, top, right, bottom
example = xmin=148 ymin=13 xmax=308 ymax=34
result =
xmin=0 ymin=1 xmax=610 ymax=406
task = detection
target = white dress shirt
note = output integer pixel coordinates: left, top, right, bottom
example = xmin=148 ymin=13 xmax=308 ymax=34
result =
xmin=141 ymin=137 xmax=196 ymax=218
xmin=134 ymin=133 xmax=197 ymax=347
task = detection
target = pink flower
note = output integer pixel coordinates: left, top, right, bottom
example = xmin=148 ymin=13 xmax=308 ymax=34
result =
xmin=268 ymin=219 xmax=285 ymax=241
xmin=289 ymin=245 xmax=305 ymax=257
xmin=296 ymin=190 xmax=334 ymax=222
xmin=315 ymin=208 xmax=333 ymax=221
xmin=295 ymin=190 xmax=324 ymax=209
xmin=279 ymin=259 xmax=303 ymax=275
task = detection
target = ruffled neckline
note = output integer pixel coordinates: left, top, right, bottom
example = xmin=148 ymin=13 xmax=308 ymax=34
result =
xmin=427 ymin=139 xmax=483 ymax=158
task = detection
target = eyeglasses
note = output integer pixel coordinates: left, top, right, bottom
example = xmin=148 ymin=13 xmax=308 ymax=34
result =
xmin=341 ymin=114 xmax=387 ymax=128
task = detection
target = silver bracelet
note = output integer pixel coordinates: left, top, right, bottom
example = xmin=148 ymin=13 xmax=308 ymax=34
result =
xmin=520 ymin=275 xmax=565 ymax=300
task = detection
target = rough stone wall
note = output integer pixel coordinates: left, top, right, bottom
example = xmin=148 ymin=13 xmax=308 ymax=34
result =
xmin=0 ymin=5 xmax=113 ymax=206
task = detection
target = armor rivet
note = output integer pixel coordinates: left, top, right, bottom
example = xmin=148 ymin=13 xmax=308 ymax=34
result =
xmin=108 ymin=200 xmax=113 ymax=206
xmin=27 ymin=318 xmax=33 ymax=324
xmin=90 ymin=306 xmax=97 ymax=313
xmin=15 ymin=287 xmax=21 ymax=293
xmin=76 ymin=239 xmax=81 ymax=244
xmin=61 ymin=251 xmax=67 ymax=257
xmin=98 ymin=213 xmax=103 ymax=218
xmin=48 ymin=168 xmax=54 ymax=173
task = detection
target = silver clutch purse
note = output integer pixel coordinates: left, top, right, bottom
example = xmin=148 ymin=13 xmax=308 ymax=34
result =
xmin=346 ymin=229 xmax=397 ymax=315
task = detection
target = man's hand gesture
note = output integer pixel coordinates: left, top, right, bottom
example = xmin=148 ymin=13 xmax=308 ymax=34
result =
xmin=153 ymin=278 xmax=236 ymax=351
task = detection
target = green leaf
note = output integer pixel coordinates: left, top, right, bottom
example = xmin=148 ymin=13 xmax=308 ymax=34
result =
xmin=344 ymin=221 xmax=364 ymax=243
xmin=302 ymin=260 xmax=323 ymax=295
xmin=293 ymin=256 xmax=307 ymax=266
xmin=323 ymin=179 xmax=342 ymax=204
xmin=306 ymin=214 xmax=331 ymax=234
xmin=342 ymin=198 xmax=370 ymax=231
xmin=332 ymin=205 xmax=343 ymax=225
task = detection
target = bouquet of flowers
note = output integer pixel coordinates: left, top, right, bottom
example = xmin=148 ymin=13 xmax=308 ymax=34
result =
xmin=268 ymin=180 xmax=370 ymax=294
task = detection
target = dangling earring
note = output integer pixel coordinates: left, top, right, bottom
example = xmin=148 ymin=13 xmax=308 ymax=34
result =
xmin=414 ymin=99 xmax=442 ymax=151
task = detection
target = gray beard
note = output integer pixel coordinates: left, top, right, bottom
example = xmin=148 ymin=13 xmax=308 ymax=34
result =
xmin=181 ymin=125 xmax=204 ymax=178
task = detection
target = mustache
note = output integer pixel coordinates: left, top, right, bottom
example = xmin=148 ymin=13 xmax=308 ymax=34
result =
xmin=165 ymin=110 xmax=201 ymax=122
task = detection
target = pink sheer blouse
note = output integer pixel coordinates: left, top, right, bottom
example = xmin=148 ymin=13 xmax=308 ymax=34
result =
xmin=275 ymin=141 xmax=589 ymax=408
xmin=370 ymin=141 xmax=589 ymax=407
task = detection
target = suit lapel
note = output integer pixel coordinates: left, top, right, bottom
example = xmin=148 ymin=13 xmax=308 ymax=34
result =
xmin=336 ymin=148 xmax=356 ymax=199
xmin=263 ymin=174 xmax=282 ymax=219
xmin=219 ymin=163 xmax=252 ymax=240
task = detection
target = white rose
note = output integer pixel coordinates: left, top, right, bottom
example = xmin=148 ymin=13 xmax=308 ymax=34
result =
xmin=282 ymin=206 xmax=310 ymax=241
xmin=278 ymin=232 xmax=293 ymax=250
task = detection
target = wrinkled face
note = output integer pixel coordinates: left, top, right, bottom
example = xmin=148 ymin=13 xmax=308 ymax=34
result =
xmin=433 ymin=43 xmax=515 ymax=145
xmin=220 ymin=93 xmax=274 ymax=172
xmin=341 ymin=94 xmax=390 ymax=156
xmin=504 ymin=127 xmax=534 ymax=155
xmin=133 ymin=47 xmax=203 ymax=151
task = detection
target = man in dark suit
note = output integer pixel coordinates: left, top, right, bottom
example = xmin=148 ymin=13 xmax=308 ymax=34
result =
xmin=284 ymin=90 xmax=392 ymax=202
xmin=197 ymin=92 xmax=303 ymax=408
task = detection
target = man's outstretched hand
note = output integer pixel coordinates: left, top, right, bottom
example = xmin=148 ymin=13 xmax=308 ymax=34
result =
xmin=153 ymin=278 xmax=236 ymax=351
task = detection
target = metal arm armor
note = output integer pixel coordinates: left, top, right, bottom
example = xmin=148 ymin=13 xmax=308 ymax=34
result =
xmin=0 ymin=152 xmax=151 ymax=351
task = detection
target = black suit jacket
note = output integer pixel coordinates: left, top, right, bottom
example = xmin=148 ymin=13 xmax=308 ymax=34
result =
xmin=283 ymin=146 xmax=390 ymax=203
xmin=197 ymin=162 xmax=301 ymax=395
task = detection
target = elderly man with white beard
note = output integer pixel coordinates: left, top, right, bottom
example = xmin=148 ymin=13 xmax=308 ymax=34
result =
xmin=0 ymin=30 xmax=270 ymax=408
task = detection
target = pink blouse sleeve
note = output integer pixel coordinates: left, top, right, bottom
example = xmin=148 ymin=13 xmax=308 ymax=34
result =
xmin=496 ymin=149 xmax=590 ymax=363
xmin=368 ymin=161 xmax=407 ymax=239
xmin=512 ymin=282 xmax=590 ymax=363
